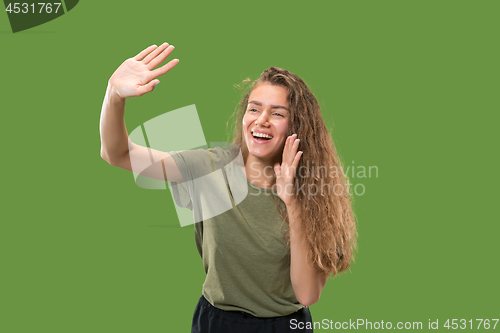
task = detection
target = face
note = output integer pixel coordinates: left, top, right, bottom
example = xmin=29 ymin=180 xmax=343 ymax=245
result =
xmin=242 ymin=83 xmax=290 ymax=162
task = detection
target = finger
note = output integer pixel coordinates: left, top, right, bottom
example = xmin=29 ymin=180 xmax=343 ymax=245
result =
xmin=286 ymin=135 xmax=298 ymax=165
xmin=292 ymin=151 xmax=303 ymax=170
xmin=143 ymin=42 xmax=169 ymax=65
xmin=148 ymin=45 xmax=175 ymax=70
xmin=135 ymin=79 xmax=160 ymax=96
xmin=285 ymin=151 xmax=301 ymax=182
xmin=291 ymin=137 xmax=300 ymax=162
xmin=135 ymin=45 xmax=158 ymax=61
xmin=283 ymin=135 xmax=291 ymax=164
xmin=151 ymin=58 xmax=180 ymax=78
xmin=274 ymin=163 xmax=282 ymax=178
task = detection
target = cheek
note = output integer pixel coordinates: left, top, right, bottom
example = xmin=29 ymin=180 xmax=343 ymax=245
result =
xmin=276 ymin=136 xmax=287 ymax=148
xmin=241 ymin=116 xmax=251 ymax=143
xmin=274 ymin=120 xmax=289 ymax=138
xmin=242 ymin=114 xmax=253 ymax=129
xmin=275 ymin=122 xmax=290 ymax=149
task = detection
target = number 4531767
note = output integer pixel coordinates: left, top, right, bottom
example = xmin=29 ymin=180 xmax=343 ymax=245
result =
xmin=5 ymin=3 xmax=62 ymax=14
xmin=444 ymin=319 xmax=499 ymax=330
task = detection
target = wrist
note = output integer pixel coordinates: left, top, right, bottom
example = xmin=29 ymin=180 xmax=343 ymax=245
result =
xmin=286 ymin=201 xmax=302 ymax=229
xmin=106 ymin=82 xmax=126 ymax=104
xmin=285 ymin=200 xmax=300 ymax=213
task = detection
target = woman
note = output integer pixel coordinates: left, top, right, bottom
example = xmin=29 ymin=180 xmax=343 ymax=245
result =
xmin=99 ymin=43 xmax=357 ymax=333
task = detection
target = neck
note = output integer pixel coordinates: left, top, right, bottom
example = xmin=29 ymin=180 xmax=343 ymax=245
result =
xmin=244 ymin=154 xmax=279 ymax=189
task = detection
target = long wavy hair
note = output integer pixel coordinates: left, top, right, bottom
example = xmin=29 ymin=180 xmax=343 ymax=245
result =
xmin=227 ymin=67 xmax=358 ymax=278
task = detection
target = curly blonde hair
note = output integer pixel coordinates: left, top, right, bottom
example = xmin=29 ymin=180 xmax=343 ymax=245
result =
xmin=227 ymin=67 xmax=358 ymax=278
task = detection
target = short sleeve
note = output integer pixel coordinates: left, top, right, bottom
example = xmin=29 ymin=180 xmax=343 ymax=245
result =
xmin=169 ymin=147 xmax=230 ymax=209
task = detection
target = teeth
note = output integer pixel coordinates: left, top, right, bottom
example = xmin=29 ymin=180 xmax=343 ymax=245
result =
xmin=252 ymin=132 xmax=273 ymax=139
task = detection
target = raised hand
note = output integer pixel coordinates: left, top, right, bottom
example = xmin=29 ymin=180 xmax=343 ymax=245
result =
xmin=108 ymin=43 xmax=179 ymax=98
xmin=274 ymin=134 xmax=302 ymax=207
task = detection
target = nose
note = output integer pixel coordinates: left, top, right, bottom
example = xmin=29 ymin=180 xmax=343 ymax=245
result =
xmin=256 ymin=109 xmax=271 ymax=126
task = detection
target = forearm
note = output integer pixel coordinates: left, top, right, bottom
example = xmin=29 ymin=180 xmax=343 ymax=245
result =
xmin=99 ymin=83 xmax=130 ymax=163
xmin=288 ymin=203 xmax=328 ymax=306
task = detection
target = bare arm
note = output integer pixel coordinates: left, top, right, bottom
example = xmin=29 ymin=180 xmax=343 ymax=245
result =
xmin=99 ymin=84 xmax=128 ymax=166
xmin=288 ymin=203 xmax=328 ymax=307
xmin=274 ymin=135 xmax=328 ymax=306
xmin=99 ymin=43 xmax=182 ymax=182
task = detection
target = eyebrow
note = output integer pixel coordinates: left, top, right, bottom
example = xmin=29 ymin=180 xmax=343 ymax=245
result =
xmin=248 ymin=100 xmax=288 ymax=111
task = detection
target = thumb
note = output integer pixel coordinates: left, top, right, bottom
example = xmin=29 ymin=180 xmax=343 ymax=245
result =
xmin=136 ymin=80 xmax=160 ymax=96
xmin=274 ymin=163 xmax=282 ymax=177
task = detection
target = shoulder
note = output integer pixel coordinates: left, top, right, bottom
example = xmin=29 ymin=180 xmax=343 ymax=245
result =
xmin=208 ymin=146 xmax=239 ymax=168
xmin=170 ymin=144 xmax=241 ymax=180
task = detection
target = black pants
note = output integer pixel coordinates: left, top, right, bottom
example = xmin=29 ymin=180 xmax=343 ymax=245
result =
xmin=191 ymin=295 xmax=313 ymax=333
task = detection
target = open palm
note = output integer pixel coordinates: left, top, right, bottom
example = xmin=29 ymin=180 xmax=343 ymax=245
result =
xmin=109 ymin=43 xmax=179 ymax=98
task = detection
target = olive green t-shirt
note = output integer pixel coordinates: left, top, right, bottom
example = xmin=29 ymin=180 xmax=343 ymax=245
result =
xmin=170 ymin=146 xmax=303 ymax=317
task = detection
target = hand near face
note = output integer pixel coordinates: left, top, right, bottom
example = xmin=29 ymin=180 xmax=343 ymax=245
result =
xmin=274 ymin=134 xmax=302 ymax=207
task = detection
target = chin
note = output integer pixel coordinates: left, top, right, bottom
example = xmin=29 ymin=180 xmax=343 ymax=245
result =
xmin=247 ymin=148 xmax=279 ymax=161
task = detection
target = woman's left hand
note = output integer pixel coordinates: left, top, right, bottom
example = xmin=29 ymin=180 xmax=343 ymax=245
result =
xmin=274 ymin=134 xmax=302 ymax=207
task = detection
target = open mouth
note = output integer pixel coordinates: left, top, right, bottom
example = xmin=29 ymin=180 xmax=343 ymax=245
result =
xmin=251 ymin=130 xmax=273 ymax=142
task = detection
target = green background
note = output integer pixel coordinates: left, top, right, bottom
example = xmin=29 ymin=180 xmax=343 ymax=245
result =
xmin=1 ymin=0 xmax=498 ymax=331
